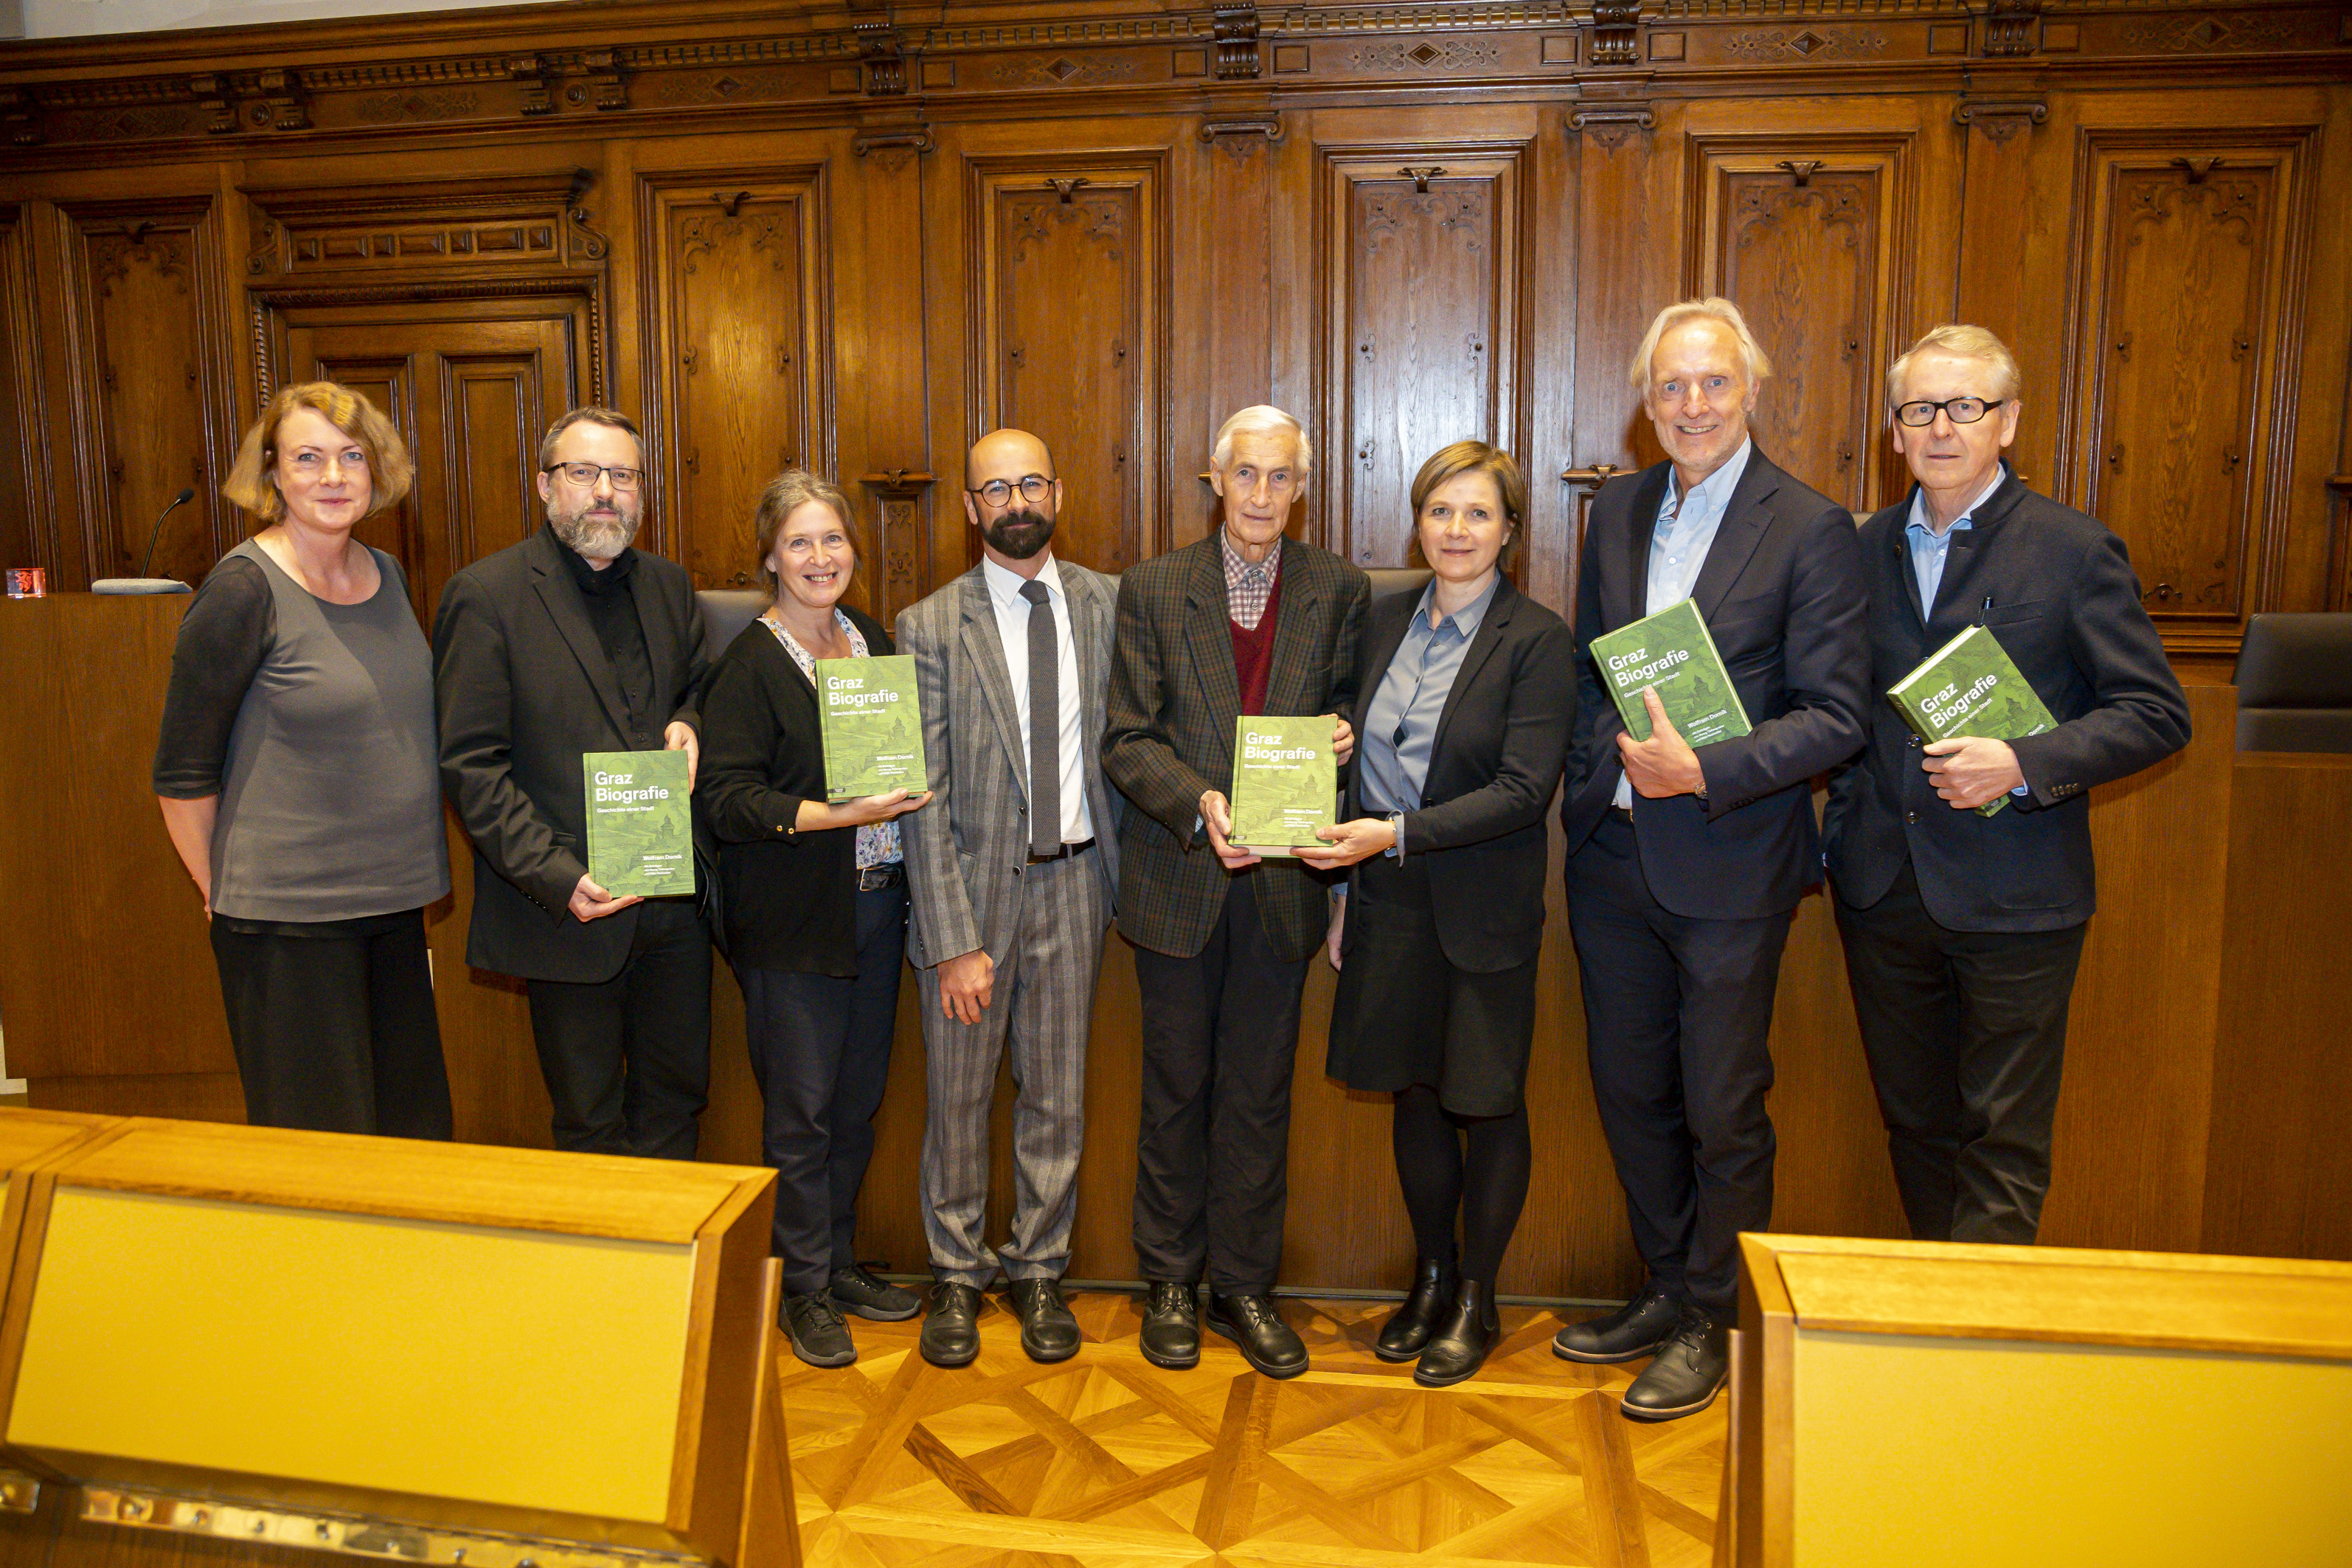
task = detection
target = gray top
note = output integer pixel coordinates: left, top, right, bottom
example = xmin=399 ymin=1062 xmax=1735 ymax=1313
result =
xmin=1359 ymin=574 xmax=1501 ymax=849
xmin=154 ymin=538 xmax=449 ymax=922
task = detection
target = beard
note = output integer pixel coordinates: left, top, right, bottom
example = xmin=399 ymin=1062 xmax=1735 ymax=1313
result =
xmin=549 ymin=498 xmax=640 ymax=561
xmin=982 ymin=506 xmax=1056 ymax=561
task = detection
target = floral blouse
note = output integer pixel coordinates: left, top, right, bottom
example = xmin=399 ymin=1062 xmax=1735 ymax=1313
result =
xmin=760 ymin=609 xmax=904 ymax=871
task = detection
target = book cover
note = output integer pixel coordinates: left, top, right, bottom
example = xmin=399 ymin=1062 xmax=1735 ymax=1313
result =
xmin=1589 ymin=597 xmax=1755 ymax=747
xmin=816 ymin=654 xmax=927 ymax=802
xmin=1886 ymin=622 xmax=2058 ymax=818
xmin=581 ymin=750 xmax=696 ymax=898
xmin=1228 ymin=715 xmax=1336 ymax=858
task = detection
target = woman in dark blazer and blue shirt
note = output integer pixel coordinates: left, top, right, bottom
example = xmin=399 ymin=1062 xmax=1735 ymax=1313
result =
xmin=698 ymin=471 xmax=930 ymax=1370
xmin=1301 ymin=441 xmax=1576 ymax=1387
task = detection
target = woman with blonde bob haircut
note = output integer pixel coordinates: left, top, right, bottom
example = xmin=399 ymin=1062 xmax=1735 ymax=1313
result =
xmin=153 ymin=381 xmax=454 ymax=1139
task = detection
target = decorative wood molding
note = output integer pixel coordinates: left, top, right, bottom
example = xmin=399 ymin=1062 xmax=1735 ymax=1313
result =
xmin=1213 ymin=2 xmax=1263 ymax=79
xmin=1567 ymin=101 xmax=1656 ymax=152
xmin=1589 ymin=0 xmax=1645 ymax=66
xmin=1954 ymin=96 xmax=2050 ymax=143
xmin=854 ymin=125 xmax=934 ymax=171
xmin=249 ymin=275 xmax=608 ymax=406
xmin=242 ymin=169 xmax=611 ymax=276
xmin=1982 ymin=0 xmax=2042 ymax=56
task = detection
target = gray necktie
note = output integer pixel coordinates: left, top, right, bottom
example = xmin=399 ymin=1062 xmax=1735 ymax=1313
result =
xmin=1019 ymin=579 xmax=1061 ymax=858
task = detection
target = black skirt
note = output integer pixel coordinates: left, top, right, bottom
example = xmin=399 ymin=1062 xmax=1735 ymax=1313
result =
xmin=1323 ymin=852 xmax=1540 ymax=1117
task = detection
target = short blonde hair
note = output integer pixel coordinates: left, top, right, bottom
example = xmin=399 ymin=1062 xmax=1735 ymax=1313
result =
xmin=1627 ymin=297 xmax=1773 ymax=395
xmin=1410 ymin=440 xmax=1525 ymax=569
xmin=223 ymin=382 xmax=412 ymax=524
xmin=1885 ymin=324 xmax=2022 ymax=411
xmin=752 ymin=470 xmax=857 ymax=596
xmin=1210 ymin=404 xmax=1313 ymax=476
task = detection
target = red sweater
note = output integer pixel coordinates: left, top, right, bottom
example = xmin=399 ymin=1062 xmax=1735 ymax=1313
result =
xmin=1229 ymin=568 xmax=1283 ymax=716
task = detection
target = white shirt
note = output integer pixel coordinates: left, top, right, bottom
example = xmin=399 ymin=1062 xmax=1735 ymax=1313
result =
xmin=982 ymin=552 xmax=1094 ymax=844
xmin=1617 ymin=439 xmax=1753 ymax=808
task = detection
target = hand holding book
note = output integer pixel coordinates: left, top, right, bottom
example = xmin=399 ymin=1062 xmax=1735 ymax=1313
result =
xmin=1921 ymin=736 xmax=2026 ymax=810
xmin=1616 ymin=687 xmax=1710 ymax=799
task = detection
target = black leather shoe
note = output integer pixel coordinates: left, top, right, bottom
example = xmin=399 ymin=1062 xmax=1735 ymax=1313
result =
xmin=1139 ymin=1281 xmax=1201 ymax=1370
xmin=920 ymin=1282 xmax=983 ymax=1368
xmin=1553 ymin=1279 xmax=1684 ymax=1364
xmin=830 ymin=1263 xmax=921 ymax=1322
xmin=1206 ymin=1292 xmax=1308 ymax=1379
xmin=1005 ymin=1277 xmax=1081 ymax=1363
xmin=782 ymin=1291 xmax=857 ymax=1368
xmin=1620 ymin=1308 xmax=1728 ymax=1423
xmin=1415 ymin=1278 xmax=1499 ymax=1387
xmin=1376 ymin=1257 xmax=1458 ymax=1363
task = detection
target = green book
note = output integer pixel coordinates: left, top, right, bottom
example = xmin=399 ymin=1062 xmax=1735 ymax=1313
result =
xmin=1887 ymin=622 xmax=2058 ymax=818
xmin=581 ymin=750 xmax=695 ymax=898
xmin=816 ymin=654 xmax=926 ymax=802
xmin=1589 ymin=597 xmax=1754 ymax=746
xmin=1228 ymin=715 xmax=1336 ymax=858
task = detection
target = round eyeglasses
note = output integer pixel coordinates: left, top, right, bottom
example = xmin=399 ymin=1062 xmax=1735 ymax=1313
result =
xmin=1895 ymin=398 xmax=2006 ymax=429
xmin=968 ymin=473 xmax=1054 ymax=507
xmin=544 ymin=461 xmax=643 ymax=491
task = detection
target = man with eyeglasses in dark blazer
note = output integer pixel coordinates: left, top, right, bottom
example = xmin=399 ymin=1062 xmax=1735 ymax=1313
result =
xmin=1825 ymin=324 xmax=2188 ymax=1250
xmin=435 ymin=406 xmax=713 ymax=1159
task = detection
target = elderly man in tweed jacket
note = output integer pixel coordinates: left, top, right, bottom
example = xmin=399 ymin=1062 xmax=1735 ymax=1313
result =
xmin=1103 ymin=404 xmax=1370 ymax=1379
xmin=897 ymin=428 xmax=1123 ymax=1371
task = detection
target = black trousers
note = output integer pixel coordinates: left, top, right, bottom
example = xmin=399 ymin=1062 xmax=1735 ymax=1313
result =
xmin=525 ymin=898 xmax=712 ymax=1159
xmin=1567 ymin=813 xmax=1791 ymax=1323
xmin=740 ymin=883 xmax=908 ymax=1295
xmin=209 ymin=909 xmax=453 ymax=1138
xmin=1131 ymin=873 xmax=1311 ymax=1297
xmin=1835 ymin=860 xmax=2088 ymax=1244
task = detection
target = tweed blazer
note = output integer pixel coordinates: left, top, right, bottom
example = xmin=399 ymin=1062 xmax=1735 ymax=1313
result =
xmin=894 ymin=558 xmax=1122 ymax=971
xmin=1103 ymin=533 xmax=1370 ymax=964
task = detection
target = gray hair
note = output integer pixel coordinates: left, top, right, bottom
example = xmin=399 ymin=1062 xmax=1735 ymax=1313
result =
xmin=1210 ymin=404 xmax=1314 ymax=476
xmin=1627 ymin=297 xmax=1773 ymax=394
xmin=1885 ymin=323 xmax=2022 ymax=411
xmin=538 ymin=406 xmax=643 ymax=472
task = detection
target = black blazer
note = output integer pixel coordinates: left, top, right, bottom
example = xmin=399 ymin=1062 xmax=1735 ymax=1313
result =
xmin=433 ymin=527 xmax=710 ymax=984
xmin=1561 ymin=448 xmax=1870 ymax=920
xmin=697 ymin=606 xmax=895 ymax=974
xmin=1824 ymin=468 xmax=2190 ymax=932
xmin=1341 ymin=575 xmax=1575 ymax=973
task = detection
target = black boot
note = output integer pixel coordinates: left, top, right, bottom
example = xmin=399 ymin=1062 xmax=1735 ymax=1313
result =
xmin=1414 ymin=1278 xmax=1499 ymax=1387
xmin=1375 ymin=1257 xmax=1458 ymax=1362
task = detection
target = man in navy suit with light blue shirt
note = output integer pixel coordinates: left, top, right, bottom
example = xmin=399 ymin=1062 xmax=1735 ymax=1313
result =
xmin=1825 ymin=325 xmax=2188 ymax=1250
xmin=1552 ymin=298 xmax=1870 ymax=1423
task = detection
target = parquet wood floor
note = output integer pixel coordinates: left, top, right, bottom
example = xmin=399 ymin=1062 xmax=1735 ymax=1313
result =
xmin=778 ymin=1291 xmax=1726 ymax=1568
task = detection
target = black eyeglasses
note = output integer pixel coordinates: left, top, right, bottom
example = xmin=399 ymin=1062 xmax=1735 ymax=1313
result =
xmin=544 ymin=461 xmax=644 ymax=491
xmin=967 ymin=474 xmax=1054 ymax=507
xmin=1894 ymin=398 xmax=2006 ymax=429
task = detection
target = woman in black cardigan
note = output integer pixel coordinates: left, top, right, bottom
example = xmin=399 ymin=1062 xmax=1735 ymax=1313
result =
xmin=698 ymin=471 xmax=929 ymax=1369
xmin=1300 ymin=442 xmax=1575 ymax=1387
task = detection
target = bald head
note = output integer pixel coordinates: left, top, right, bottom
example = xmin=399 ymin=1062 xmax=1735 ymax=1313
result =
xmin=965 ymin=428 xmax=1055 ymax=490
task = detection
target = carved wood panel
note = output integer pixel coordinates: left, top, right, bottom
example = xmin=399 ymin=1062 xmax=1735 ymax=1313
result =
xmin=2067 ymin=137 xmax=2311 ymax=653
xmin=972 ymin=157 xmax=1164 ymax=575
xmin=63 ymin=201 xmax=234 ymax=587
xmin=641 ymin=174 xmax=831 ymax=596
xmin=1319 ymin=148 xmax=1524 ymax=570
xmin=0 ymin=209 xmax=45 ymax=580
xmin=272 ymin=296 xmax=582 ymax=618
xmin=1688 ymin=137 xmax=1914 ymax=513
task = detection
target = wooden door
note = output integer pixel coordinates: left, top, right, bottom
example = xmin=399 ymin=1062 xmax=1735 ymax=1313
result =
xmin=266 ymin=292 xmax=589 ymax=620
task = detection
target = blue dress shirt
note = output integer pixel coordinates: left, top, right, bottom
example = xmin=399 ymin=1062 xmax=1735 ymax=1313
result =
xmin=1359 ymin=574 xmax=1500 ymax=855
xmin=1617 ymin=438 xmax=1752 ymax=808
xmin=1903 ymin=468 xmax=2005 ymax=617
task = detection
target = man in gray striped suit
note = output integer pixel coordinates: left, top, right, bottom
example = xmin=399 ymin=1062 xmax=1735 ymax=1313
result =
xmin=897 ymin=428 xmax=1123 ymax=1368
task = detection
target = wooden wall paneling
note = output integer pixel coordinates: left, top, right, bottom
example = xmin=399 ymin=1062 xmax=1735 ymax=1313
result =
xmin=1522 ymin=105 xmax=1581 ymax=616
xmin=1171 ymin=111 xmax=1281 ymax=554
xmin=833 ymin=125 xmax=936 ymax=625
xmin=1314 ymin=131 xmax=1528 ymax=573
xmin=1685 ymin=120 xmax=1919 ymax=512
xmin=0 ymin=207 xmax=52 ymax=581
xmin=2039 ymin=683 xmax=2235 ymax=1253
xmin=965 ymin=140 xmax=1169 ymax=577
xmin=1952 ymin=91 xmax=2067 ymax=492
xmin=636 ymin=165 xmax=833 ymax=595
xmin=265 ymin=291 xmax=586 ymax=614
xmin=2202 ymin=753 xmax=2352 ymax=1263
xmin=2058 ymin=119 xmax=2318 ymax=662
xmin=56 ymin=197 xmax=236 ymax=588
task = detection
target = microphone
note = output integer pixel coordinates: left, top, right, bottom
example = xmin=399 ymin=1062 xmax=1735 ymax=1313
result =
xmin=92 ymin=487 xmax=198 ymax=595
